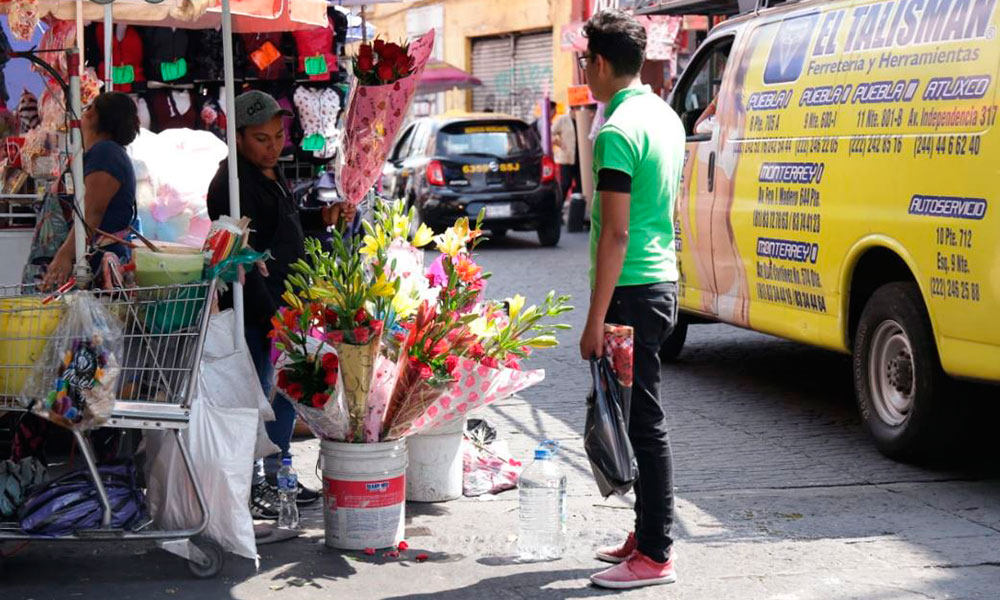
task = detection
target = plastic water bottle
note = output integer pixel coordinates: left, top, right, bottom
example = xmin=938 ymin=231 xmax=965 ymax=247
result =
xmin=518 ymin=441 xmax=567 ymax=560
xmin=277 ymin=458 xmax=300 ymax=530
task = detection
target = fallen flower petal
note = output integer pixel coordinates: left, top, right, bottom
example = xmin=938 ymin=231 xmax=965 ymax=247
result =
xmin=383 ymin=550 xmax=400 ymax=558
xmin=397 ymin=540 xmax=409 ymax=551
xmin=415 ymin=553 xmax=429 ymax=562
xmin=363 ymin=547 xmax=376 ymax=556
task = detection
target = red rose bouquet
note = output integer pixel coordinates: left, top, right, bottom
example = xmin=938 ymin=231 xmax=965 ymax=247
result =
xmin=337 ymin=30 xmax=435 ymax=206
xmin=269 ymin=304 xmax=349 ymax=441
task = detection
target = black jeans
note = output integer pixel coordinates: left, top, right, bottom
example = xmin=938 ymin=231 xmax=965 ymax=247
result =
xmin=604 ymin=282 xmax=678 ymax=563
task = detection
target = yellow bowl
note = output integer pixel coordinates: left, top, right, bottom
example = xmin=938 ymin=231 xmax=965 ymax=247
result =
xmin=0 ymin=297 xmax=62 ymax=397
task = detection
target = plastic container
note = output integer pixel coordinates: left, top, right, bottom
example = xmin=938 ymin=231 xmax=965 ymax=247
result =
xmin=277 ymin=457 xmax=300 ymax=530
xmin=518 ymin=441 xmax=567 ymax=561
xmin=406 ymin=417 xmax=465 ymax=503
xmin=133 ymin=244 xmax=205 ymax=286
xmin=0 ymin=297 xmax=62 ymax=396
xmin=320 ymin=439 xmax=407 ymax=550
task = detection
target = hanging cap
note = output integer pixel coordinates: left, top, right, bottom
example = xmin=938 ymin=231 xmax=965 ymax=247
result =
xmin=234 ymin=90 xmax=292 ymax=129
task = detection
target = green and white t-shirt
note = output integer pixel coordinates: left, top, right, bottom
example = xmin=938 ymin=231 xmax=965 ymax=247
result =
xmin=590 ymin=85 xmax=686 ymax=287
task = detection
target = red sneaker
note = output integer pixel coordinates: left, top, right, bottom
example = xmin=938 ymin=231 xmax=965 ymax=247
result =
xmin=594 ymin=531 xmax=637 ymax=564
xmin=590 ymin=549 xmax=677 ymax=590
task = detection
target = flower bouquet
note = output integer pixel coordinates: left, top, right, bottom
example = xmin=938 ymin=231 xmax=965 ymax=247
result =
xmin=283 ymin=236 xmax=387 ymax=442
xmin=269 ymin=303 xmax=349 ymax=442
xmin=387 ymin=292 xmax=572 ymax=439
xmin=338 ymin=31 xmax=436 ymax=206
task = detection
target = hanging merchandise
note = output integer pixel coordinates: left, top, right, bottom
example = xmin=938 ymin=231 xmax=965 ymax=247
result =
xmin=142 ymin=27 xmax=190 ymax=84
xmin=19 ymin=293 xmax=124 ymax=432
xmin=276 ymin=95 xmax=297 ymax=153
xmin=197 ymin=94 xmax=228 ymax=141
xmin=95 ymin=24 xmax=146 ymax=92
xmin=241 ymin=32 xmax=289 ymax=80
xmin=292 ymin=16 xmax=335 ymax=82
xmin=19 ymin=461 xmax=149 ymax=537
xmin=294 ymin=86 xmax=341 ymax=156
xmin=8 ymin=0 xmax=41 ymax=42
xmin=16 ymin=91 xmax=40 ymax=134
xmin=146 ymin=89 xmax=197 ymax=132
xmin=188 ymin=28 xmax=225 ymax=82
xmin=32 ymin=18 xmax=75 ymax=84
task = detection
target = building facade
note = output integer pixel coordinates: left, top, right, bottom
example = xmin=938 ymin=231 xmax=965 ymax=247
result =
xmin=371 ymin=0 xmax=575 ymax=118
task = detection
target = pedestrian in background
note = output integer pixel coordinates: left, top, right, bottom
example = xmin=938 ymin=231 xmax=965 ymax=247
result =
xmin=552 ymin=104 xmax=580 ymax=204
xmin=577 ymin=9 xmax=686 ymax=590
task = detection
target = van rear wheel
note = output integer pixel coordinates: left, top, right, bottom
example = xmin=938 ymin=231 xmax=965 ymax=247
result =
xmin=853 ymin=282 xmax=950 ymax=462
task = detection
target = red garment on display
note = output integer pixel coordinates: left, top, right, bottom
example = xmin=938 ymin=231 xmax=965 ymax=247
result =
xmin=292 ymin=17 xmax=336 ymax=81
xmin=146 ymin=90 xmax=197 ymax=132
xmin=95 ymin=24 xmax=146 ymax=92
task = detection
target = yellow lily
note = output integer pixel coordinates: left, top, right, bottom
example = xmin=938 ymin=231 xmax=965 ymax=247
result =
xmin=411 ymin=223 xmax=434 ymax=248
xmin=392 ymin=283 xmax=421 ymax=318
xmin=360 ymin=225 xmax=388 ymax=258
xmin=391 ymin=214 xmax=409 ymax=239
xmin=508 ymin=294 xmax=526 ymax=319
xmin=370 ymin=273 xmax=396 ymax=298
xmin=452 ymin=218 xmax=471 ymax=241
xmin=469 ymin=315 xmax=497 ymax=339
xmin=435 ymin=228 xmax=466 ymax=258
xmin=282 ymin=290 xmax=304 ymax=310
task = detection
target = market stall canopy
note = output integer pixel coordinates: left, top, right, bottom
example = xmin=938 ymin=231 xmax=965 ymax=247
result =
xmin=10 ymin=0 xmax=328 ymax=30
xmin=417 ymin=60 xmax=481 ymax=95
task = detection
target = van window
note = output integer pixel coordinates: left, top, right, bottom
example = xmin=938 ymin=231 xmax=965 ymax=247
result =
xmin=674 ymin=38 xmax=733 ymax=139
xmin=435 ymin=121 xmax=540 ymax=157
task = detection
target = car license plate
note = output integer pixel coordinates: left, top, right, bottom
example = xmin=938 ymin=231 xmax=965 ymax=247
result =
xmin=485 ymin=203 xmax=512 ymax=218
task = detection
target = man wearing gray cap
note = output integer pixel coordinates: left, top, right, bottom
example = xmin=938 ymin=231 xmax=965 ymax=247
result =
xmin=207 ymin=90 xmax=355 ymax=519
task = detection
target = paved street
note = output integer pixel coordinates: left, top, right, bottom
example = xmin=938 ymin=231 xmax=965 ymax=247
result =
xmin=3 ymin=228 xmax=999 ymax=599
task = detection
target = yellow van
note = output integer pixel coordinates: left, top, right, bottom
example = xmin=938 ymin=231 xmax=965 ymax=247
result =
xmin=664 ymin=0 xmax=999 ymax=459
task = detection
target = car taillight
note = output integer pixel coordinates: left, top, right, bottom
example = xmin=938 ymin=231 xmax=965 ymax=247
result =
xmin=426 ymin=160 xmax=446 ymax=186
xmin=542 ymin=156 xmax=556 ymax=183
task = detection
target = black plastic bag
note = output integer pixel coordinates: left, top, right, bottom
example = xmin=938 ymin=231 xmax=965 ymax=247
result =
xmin=584 ymin=357 xmax=638 ymax=498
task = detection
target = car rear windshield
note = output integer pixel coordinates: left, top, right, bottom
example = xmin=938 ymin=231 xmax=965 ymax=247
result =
xmin=435 ymin=121 xmax=540 ymax=157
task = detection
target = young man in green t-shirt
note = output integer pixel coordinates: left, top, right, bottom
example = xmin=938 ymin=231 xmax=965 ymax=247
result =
xmin=578 ymin=9 xmax=686 ymax=590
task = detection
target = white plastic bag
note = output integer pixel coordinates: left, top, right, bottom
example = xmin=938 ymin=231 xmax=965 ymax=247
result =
xmin=203 ymin=310 xmax=279 ymax=460
xmin=143 ymin=377 xmax=258 ymax=561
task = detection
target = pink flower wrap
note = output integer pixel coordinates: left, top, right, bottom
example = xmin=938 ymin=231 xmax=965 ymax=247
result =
xmin=387 ymin=358 xmax=544 ymax=440
xmin=337 ymin=30 xmax=436 ymax=205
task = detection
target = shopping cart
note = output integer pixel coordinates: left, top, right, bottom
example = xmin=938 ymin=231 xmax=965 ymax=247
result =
xmin=0 ymin=280 xmax=224 ymax=578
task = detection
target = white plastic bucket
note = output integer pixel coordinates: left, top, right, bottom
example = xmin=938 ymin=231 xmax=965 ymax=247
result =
xmin=320 ymin=439 xmax=408 ymax=550
xmin=406 ymin=418 xmax=465 ymax=503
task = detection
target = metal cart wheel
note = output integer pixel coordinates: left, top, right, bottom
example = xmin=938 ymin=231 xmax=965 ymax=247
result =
xmin=186 ymin=537 xmax=224 ymax=579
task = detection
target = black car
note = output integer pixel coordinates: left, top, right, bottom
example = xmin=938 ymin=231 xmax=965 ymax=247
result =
xmin=381 ymin=113 xmax=562 ymax=246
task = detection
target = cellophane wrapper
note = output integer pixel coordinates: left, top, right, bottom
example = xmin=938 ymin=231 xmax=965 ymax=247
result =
xmin=363 ymin=353 xmax=400 ymax=443
xmin=337 ymin=30 xmax=435 ymax=205
xmin=603 ymin=324 xmax=634 ymax=388
xmin=386 ymin=358 xmax=544 ymax=440
xmin=332 ymin=338 xmax=380 ymax=442
xmin=284 ymin=385 xmax=350 ymax=442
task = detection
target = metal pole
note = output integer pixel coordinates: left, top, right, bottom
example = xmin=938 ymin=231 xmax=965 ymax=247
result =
xmin=362 ymin=5 xmax=368 ymax=42
xmin=104 ymin=4 xmax=113 ymax=90
xmin=69 ymin=54 xmax=89 ymax=283
xmin=221 ymin=0 xmax=245 ymax=346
